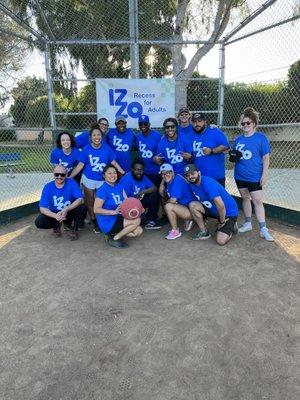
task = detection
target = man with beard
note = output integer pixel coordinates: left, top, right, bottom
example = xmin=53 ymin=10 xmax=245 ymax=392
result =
xmin=184 ymin=164 xmax=238 ymax=245
xmin=189 ymin=113 xmax=229 ymax=187
xmin=107 ymin=116 xmax=135 ymax=172
xmin=120 ymin=159 xmax=162 ymax=230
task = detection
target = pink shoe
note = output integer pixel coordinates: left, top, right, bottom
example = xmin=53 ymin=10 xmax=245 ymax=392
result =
xmin=165 ymin=228 xmax=182 ymax=240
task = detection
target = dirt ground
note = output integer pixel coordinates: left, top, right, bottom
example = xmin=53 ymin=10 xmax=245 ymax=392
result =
xmin=0 ymin=215 xmax=299 ymax=400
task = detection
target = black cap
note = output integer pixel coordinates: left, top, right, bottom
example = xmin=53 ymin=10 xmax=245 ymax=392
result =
xmin=184 ymin=164 xmax=198 ymax=175
xmin=191 ymin=112 xmax=206 ymax=121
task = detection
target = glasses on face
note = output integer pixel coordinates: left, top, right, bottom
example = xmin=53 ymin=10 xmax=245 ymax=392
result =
xmin=54 ymin=172 xmax=66 ymax=178
xmin=139 ymin=122 xmax=148 ymax=127
xmin=165 ymin=125 xmax=175 ymax=130
xmin=162 ymin=171 xmax=172 ymax=176
xmin=99 ymin=122 xmax=108 ymax=127
xmin=241 ymin=121 xmax=252 ymax=126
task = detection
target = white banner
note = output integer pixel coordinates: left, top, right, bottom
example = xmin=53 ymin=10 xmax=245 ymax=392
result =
xmin=96 ymin=78 xmax=175 ymax=128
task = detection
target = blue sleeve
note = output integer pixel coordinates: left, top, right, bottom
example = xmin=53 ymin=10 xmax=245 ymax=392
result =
xmin=95 ymin=184 xmax=107 ymax=200
xmin=169 ymin=180 xmax=183 ymax=200
xmin=107 ymin=146 xmax=117 ymax=162
xmin=143 ymin=175 xmax=155 ymax=189
xmin=184 ymin=135 xmax=193 ymax=153
xmin=119 ymin=175 xmax=131 ymax=195
xmin=260 ymin=135 xmax=271 ymax=156
xmin=70 ymin=179 xmax=83 ymax=199
xmin=39 ymin=184 xmax=50 ymax=208
xmin=205 ymin=184 xmax=220 ymax=201
xmin=213 ymin=129 xmax=229 ymax=147
xmin=78 ymin=147 xmax=87 ymax=164
xmin=73 ymin=148 xmax=81 ymax=161
xmin=157 ymin=139 xmax=164 ymax=156
xmin=50 ymin=149 xmax=58 ymax=164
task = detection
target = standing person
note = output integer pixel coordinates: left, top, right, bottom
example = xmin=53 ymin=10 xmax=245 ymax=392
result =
xmin=135 ymin=115 xmax=162 ymax=187
xmin=121 ymin=159 xmax=161 ymax=229
xmin=158 ymin=163 xmax=195 ymax=240
xmin=50 ymin=131 xmax=80 ymax=178
xmin=154 ymin=117 xmax=192 ymax=176
xmin=189 ymin=113 xmax=229 ymax=187
xmin=107 ymin=116 xmax=135 ymax=173
xmin=177 ymin=107 xmax=193 ymax=136
xmin=75 ymin=118 xmax=109 ymax=149
xmin=70 ymin=124 xmax=124 ymax=233
xmin=94 ymin=164 xmax=143 ymax=248
xmin=184 ymin=164 xmax=238 ymax=245
xmin=35 ymin=165 xmax=87 ymax=240
xmin=232 ymin=107 xmax=274 ymax=241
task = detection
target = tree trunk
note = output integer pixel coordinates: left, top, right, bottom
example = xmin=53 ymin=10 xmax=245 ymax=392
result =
xmin=174 ymin=79 xmax=189 ymax=111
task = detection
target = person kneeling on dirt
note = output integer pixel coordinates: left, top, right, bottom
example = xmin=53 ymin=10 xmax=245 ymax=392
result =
xmin=184 ymin=164 xmax=238 ymax=245
xmin=35 ymin=165 xmax=87 ymax=240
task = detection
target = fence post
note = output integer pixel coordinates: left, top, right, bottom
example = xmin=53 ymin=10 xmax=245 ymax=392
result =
xmin=45 ymin=42 xmax=57 ymax=132
xmin=218 ymin=41 xmax=225 ymax=127
xmin=129 ymin=0 xmax=139 ymax=78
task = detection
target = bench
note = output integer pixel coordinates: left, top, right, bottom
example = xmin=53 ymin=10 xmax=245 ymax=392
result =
xmin=0 ymin=152 xmax=25 ymax=178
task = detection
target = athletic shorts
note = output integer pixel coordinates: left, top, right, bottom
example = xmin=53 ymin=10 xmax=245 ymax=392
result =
xmin=202 ymin=205 xmax=237 ymax=236
xmin=235 ymin=179 xmax=262 ymax=192
xmin=108 ymin=214 xmax=124 ymax=234
xmin=82 ymin=174 xmax=104 ymax=190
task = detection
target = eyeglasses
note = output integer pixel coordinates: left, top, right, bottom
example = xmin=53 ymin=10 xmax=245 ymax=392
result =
xmin=162 ymin=171 xmax=172 ymax=175
xmin=241 ymin=121 xmax=252 ymax=126
xmin=54 ymin=172 xmax=66 ymax=178
xmin=99 ymin=122 xmax=108 ymax=127
xmin=165 ymin=125 xmax=175 ymax=130
xmin=139 ymin=122 xmax=149 ymax=126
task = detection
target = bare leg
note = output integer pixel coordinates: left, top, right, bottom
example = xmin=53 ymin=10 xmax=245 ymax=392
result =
xmin=164 ymin=203 xmax=192 ymax=230
xmin=250 ymin=190 xmax=265 ymax=223
xmin=239 ymin=188 xmax=252 ymax=220
xmin=189 ymin=201 xmax=206 ymax=232
xmin=113 ymin=218 xmax=142 ymax=240
xmin=216 ymin=231 xmax=232 ymax=246
xmin=83 ymin=185 xmax=96 ymax=220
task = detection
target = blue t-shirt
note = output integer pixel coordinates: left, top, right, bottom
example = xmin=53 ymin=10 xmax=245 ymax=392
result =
xmin=95 ymin=182 xmax=125 ymax=234
xmin=166 ymin=174 xmax=195 ymax=206
xmin=107 ymin=128 xmax=135 ymax=172
xmin=157 ymin=133 xmax=192 ymax=175
xmin=135 ymin=130 xmax=161 ymax=174
xmin=39 ymin=178 xmax=83 ymax=212
xmin=79 ymin=143 xmax=116 ymax=181
xmin=178 ymin=124 xmax=193 ymax=136
xmin=75 ymin=130 xmax=90 ymax=149
xmin=120 ymin=172 xmax=154 ymax=197
xmin=233 ymin=132 xmax=271 ymax=182
xmin=190 ymin=176 xmax=238 ymax=217
xmin=50 ymin=148 xmax=80 ymax=173
xmin=189 ymin=126 xmax=229 ymax=180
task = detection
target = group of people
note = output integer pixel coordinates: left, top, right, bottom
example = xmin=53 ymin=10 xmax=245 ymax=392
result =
xmin=35 ymin=106 xmax=274 ymax=248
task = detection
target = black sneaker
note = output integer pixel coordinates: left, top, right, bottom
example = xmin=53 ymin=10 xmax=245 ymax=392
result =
xmin=191 ymin=230 xmax=211 ymax=240
xmin=107 ymin=238 xmax=129 ymax=248
xmin=145 ymin=220 xmax=162 ymax=230
xmin=93 ymin=220 xmax=100 ymax=234
xmin=63 ymin=223 xmax=72 ymax=231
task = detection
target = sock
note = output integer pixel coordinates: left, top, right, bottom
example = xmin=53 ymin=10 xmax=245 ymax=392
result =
xmin=259 ymin=222 xmax=266 ymax=229
xmin=245 ymin=217 xmax=252 ymax=223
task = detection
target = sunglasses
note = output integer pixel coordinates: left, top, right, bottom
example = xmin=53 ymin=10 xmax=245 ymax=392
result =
xmin=241 ymin=121 xmax=252 ymax=126
xmin=54 ymin=172 xmax=66 ymax=178
xmin=139 ymin=122 xmax=149 ymax=126
xmin=165 ymin=125 xmax=176 ymax=130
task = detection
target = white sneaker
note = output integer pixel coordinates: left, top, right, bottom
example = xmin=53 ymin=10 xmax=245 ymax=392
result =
xmin=238 ymin=222 xmax=252 ymax=233
xmin=260 ymin=227 xmax=274 ymax=242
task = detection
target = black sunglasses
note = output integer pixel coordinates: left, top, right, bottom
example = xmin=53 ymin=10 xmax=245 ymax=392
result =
xmin=139 ymin=122 xmax=149 ymax=126
xmin=241 ymin=121 xmax=252 ymax=126
xmin=54 ymin=172 xmax=66 ymax=177
xmin=165 ymin=125 xmax=176 ymax=129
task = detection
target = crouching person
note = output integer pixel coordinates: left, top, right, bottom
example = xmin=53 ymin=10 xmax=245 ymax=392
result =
xmin=35 ymin=165 xmax=87 ymax=240
xmin=184 ymin=164 xmax=238 ymax=245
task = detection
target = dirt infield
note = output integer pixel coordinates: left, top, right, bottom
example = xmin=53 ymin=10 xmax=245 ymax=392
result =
xmin=0 ymin=216 xmax=299 ymax=400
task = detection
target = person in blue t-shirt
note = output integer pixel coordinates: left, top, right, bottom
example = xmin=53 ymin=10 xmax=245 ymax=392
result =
xmin=232 ymin=107 xmax=274 ymax=242
xmin=154 ymin=117 xmax=192 ymax=175
xmin=189 ymin=113 xmax=229 ymax=186
xmin=70 ymin=124 xmax=124 ymax=233
xmin=50 ymin=131 xmax=81 ymax=183
xmin=94 ymin=164 xmax=143 ymax=248
xmin=75 ymin=117 xmax=110 ymax=149
xmin=120 ymin=158 xmax=161 ymax=229
xmin=106 ymin=116 xmax=135 ymax=172
xmin=135 ymin=115 xmax=162 ymax=187
xmin=184 ymin=164 xmax=238 ymax=245
xmin=177 ymin=107 xmax=193 ymax=136
xmin=35 ymin=165 xmax=87 ymax=240
xmin=158 ymin=163 xmax=195 ymax=240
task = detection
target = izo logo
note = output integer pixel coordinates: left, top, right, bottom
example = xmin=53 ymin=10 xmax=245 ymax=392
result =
xmin=193 ymin=141 xmax=204 ymax=157
xmin=88 ymin=155 xmax=106 ymax=172
xmin=109 ymin=89 xmax=143 ymax=118
xmin=53 ymin=196 xmax=71 ymax=211
xmin=166 ymin=148 xmax=183 ymax=164
xmin=236 ymin=143 xmax=252 ymax=160
xmin=139 ymin=142 xmax=153 ymax=158
xmin=113 ymin=137 xmax=129 ymax=152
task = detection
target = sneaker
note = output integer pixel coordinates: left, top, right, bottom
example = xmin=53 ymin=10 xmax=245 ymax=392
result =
xmin=93 ymin=220 xmax=100 ymax=234
xmin=145 ymin=220 xmax=162 ymax=230
xmin=233 ymin=222 xmax=239 ymax=235
xmin=260 ymin=227 xmax=274 ymax=242
xmin=63 ymin=223 xmax=72 ymax=231
xmin=165 ymin=229 xmax=182 ymax=240
xmin=68 ymin=230 xmax=78 ymax=241
xmin=184 ymin=220 xmax=194 ymax=232
xmin=191 ymin=230 xmax=211 ymax=240
xmin=107 ymin=238 xmax=129 ymax=248
xmin=238 ymin=222 xmax=252 ymax=233
xmin=52 ymin=225 xmax=61 ymax=238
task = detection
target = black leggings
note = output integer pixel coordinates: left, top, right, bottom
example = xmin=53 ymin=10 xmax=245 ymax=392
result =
xmin=35 ymin=204 xmax=87 ymax=230
xmin=141 ymin=191 xmax=160 ymax=221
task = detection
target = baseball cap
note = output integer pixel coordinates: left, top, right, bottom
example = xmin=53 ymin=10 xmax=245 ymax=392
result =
xmin=178 ymin=107 xmax=190 ymax=115
xmin=184 ymin=164 xmax=198 ymax=176
xmin=115 ymin=115 xmax=127 ymax=124
xmin=138 ymin=115 xmax=150 ymax=124
xmin=191 ymin=112 xmax=206 ymax=121
xmin=159 ymin=163 xmax=174 ymax=174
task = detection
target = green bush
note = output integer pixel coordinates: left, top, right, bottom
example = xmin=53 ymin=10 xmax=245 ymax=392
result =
xmin=0 ymin=129 xmax=16 ymax=141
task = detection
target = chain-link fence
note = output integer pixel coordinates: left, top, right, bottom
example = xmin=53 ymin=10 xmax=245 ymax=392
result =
xmin=0 ymin=0 xmax=299 ymax=215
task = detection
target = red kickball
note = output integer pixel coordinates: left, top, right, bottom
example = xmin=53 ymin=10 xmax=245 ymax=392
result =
xmin=120 ymin=197 xmax=144 ymax=220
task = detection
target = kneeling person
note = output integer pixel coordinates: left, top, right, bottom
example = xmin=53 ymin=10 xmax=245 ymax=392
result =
xmin=35 ymin=165 xmax=87 ymax=240
xmin=184 ymin=164 xmax=238 ymax=245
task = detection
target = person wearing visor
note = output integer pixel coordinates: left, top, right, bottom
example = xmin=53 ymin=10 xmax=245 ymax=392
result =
xmin=135 ymin=115 xmax=162 ymax=187
xmin=35 ymin=165 xmax=87 ymax=240
xmin=177 ymin=107 xmax=193 ymax=136
xmin=189 ymin=113 xmax=229 ymax=187
xmin=154 ymin=117 xmax=192 ymax=176
xmin=158 ymin=163 xmax=195 ymax=240
xmin=184 ymin=164 xmax=238 ymax=245
xmin=107 ymin=116 xmax=135 ymax=173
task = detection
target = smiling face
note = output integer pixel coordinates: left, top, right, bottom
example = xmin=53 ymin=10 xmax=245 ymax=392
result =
xmin=53 ymin=165 xmax=67 ymax=185
xmin=161 ymin=170 xmax=174 ymax=183
xmin=164 ymin=123 xmax=177 ymax=140
xmin=60 ymin=133 xmax=71 ymax=150
xmin=179 ymin=111 xmax=190 ymax=125
xmin=91 ymin=128 xmax=102 ymax=147
xmin=192 ymin=118 xmax=206 ymax=133
xmin=116 ymin=121 xmax=127 ymax=133
xmin=241 ymin=117 xmax=256 ymax=135
xmin=98 ymin=119 xmax=109 ymax=134
xmin=185 ymin=170 xmax=200 ymax=184
xmin=132 ymin=163 xmax=144 ymax=181
xmin=139 ymin=122 xmax=150 ymax=134
xmin=104 ymin=166 xmax=118 ymax=184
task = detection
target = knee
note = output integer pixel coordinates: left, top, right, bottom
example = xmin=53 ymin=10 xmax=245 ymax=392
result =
xmin=136 ymin=226 xmax=143 ymax=237
xmin=252 ymin=198 xmax=264 ymax=207
xmin=241 ymin=193 xmax=251 ymax=201
xmin=216 ymin=237 xmax=227 ymax=246
xmin=189 ymin=201 xmax=200 ymax=212
xmin=164 ymin=202 xmax=174 ymax=212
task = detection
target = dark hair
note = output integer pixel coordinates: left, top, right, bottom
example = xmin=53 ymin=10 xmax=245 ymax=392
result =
xmin=163 ymin=117 xmax=178 ymax=128
xmin=103 ymin=163 xmax=118 ymax=175
xmin=56 ymin=131 xmax=76 ymax=149
xmin=131 ymin=158 xmax=145 ymax=169
xmin=240 ymin=107 xmax=259 ymax=127
xmin=89 ymin=123 xmax=102 ymax=136
xmin=98 ymin=117 xmax=109 ymax=125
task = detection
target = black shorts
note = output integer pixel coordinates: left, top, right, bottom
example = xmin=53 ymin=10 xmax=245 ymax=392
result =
xmin=108 ymin=215 xmax=124 ymax=234
xmin=235 ymin=179 xmax=262 ymax=192
xmin=201 ymin=205 xmax=237 ymax=236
